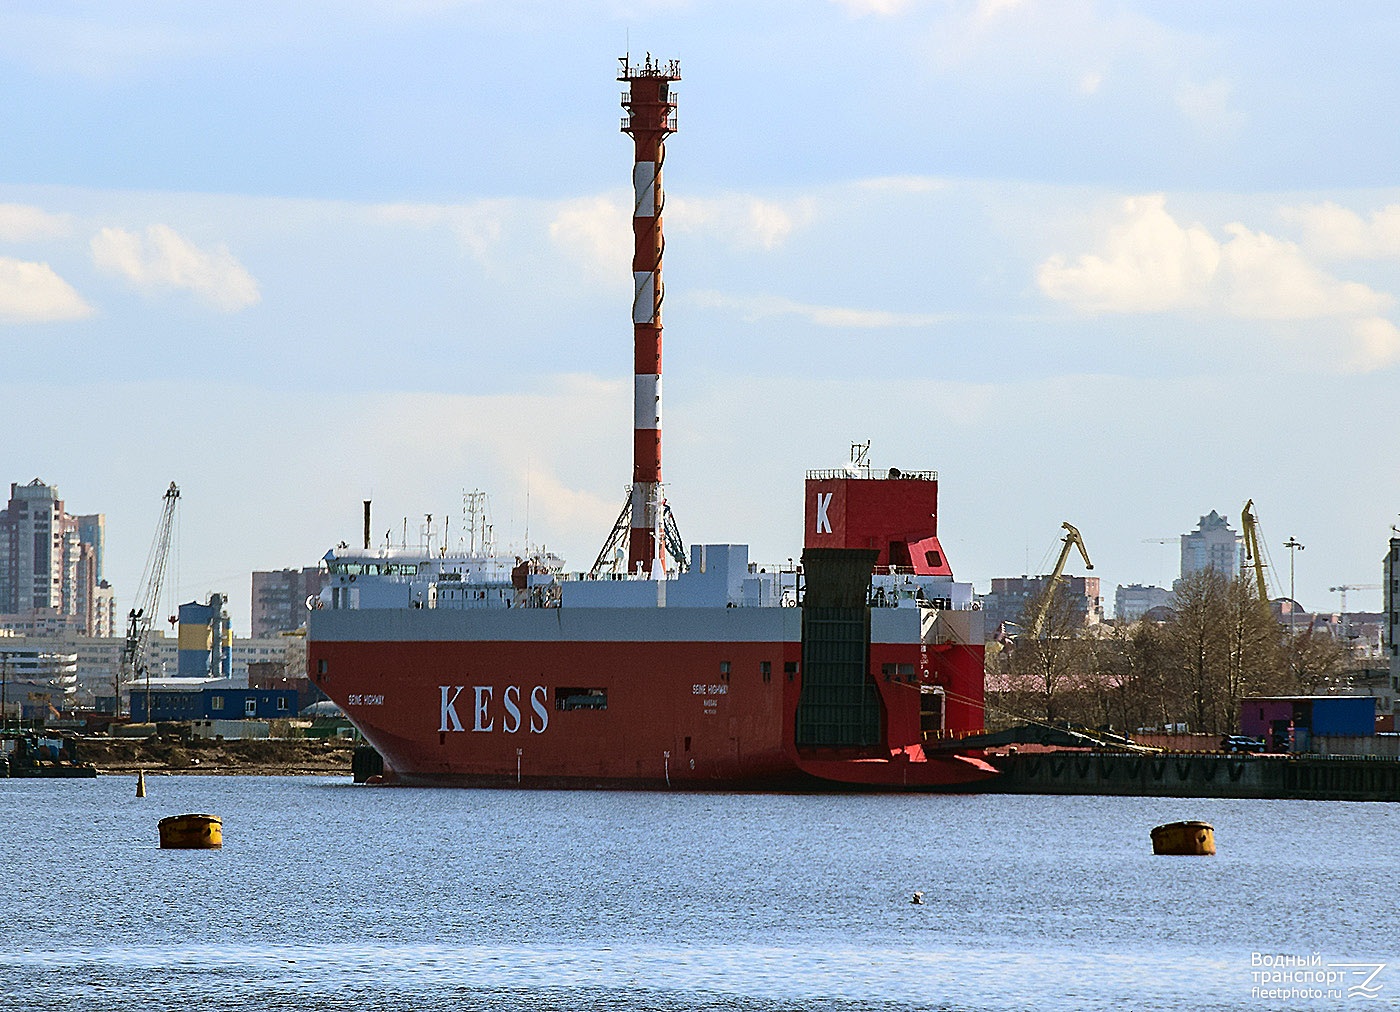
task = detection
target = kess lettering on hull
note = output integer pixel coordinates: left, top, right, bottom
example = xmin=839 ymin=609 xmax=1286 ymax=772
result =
xmin=439 ymin=685 xmax=549 ymax=734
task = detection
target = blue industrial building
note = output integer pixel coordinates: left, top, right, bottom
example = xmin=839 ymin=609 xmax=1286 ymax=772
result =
xmin=1241 ymin=695 xmax=1376 ymax=750
xmin=130 ymin=679 xmax=297 ymax=723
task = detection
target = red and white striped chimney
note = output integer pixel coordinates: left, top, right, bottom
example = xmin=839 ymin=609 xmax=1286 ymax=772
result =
xmin=619 ymin=54 xmax=679 ymax=576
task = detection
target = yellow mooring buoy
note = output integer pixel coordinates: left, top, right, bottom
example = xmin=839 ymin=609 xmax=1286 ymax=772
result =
xmin=1151 ymin=820 xmax=1215 ymax=856
xmin=158 ymin=813 xmax=223 ymax=849
xmin=136 ymin=770 xmax=146 ymax=798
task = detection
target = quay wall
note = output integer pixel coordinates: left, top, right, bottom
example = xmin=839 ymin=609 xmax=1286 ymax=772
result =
xmin=990 ymin=751 xmax=1400 ymax=801
xmin=1313 ymin=734 xmax=1400 ymax=758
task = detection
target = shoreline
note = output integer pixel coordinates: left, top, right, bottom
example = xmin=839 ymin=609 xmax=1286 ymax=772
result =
xmin=70 ymin=736 xmax=355 ymax=778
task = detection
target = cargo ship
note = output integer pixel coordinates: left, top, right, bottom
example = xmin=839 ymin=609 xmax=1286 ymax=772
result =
xmin=305 ymin=453 xmax=996 ymax=790
xmin=304 ymin=57 xmax=995 ymax=789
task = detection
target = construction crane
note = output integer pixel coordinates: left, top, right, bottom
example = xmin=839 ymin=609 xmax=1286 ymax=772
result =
xmin=1026 ymin=522 xmax=1094 ymax=639
xmin=1240 ymin=499 xmax=1269 ymax=603
xmin=117 ymin=482 xmax=180 ymax=720
xmin=1330 ymin=584 xmax=1381 ymax=641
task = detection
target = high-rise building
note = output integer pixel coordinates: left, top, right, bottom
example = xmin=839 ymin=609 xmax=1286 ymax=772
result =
xmin=1114 ymin=583 xmax=1172 ymax=622
xmin=978 ymin=574 xmax=1103 ymax=637
xmin=1179 ymin=510 xmax=1244 ymax=582
xmin=91 ymin=581 xmax=116 ymax=638
xmin=0 ymin=643 xmax=78 ymax=716
xmin=77 ymin=513 xmax=106 ymax=583
xmin=251 ymin=567 xmax=325 ymax=638
xmin=1386 ymin=533 xmax=1400 ymax=686
xmin=0 ymin=480 xmax=111 ymax=636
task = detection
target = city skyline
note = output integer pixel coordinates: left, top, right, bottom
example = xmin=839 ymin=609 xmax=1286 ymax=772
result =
xmin=3 ymin=470 xmax=1378 ymax=636
xmin=2 ymin=2 xmax=1398 ymax=632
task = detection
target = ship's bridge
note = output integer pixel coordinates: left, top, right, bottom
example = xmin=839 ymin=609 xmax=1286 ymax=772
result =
xmin=316 ymin=541 xmax=977 ymax=617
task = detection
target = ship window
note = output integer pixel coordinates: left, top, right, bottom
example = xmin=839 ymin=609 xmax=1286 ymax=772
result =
xmin=684 ymin=736 xmax=692 ymax=752
xmin=720 ymin=661 xmax=730 ymax=681
xmin=317 ymin=659 xmax=328 ymax=674
xmin=925 ymin=551 xmax=942 ymax=568
xmin=761 ymin=661 xmax=771 ymax=683
xmin=211 ymin=695 xmax=224 ymax=711
xmin=555 ymin=687 xmax=607 ymax=711
xmin=784 ymin=661 xmax=797 ymax=681
xmin=277 ymin=697 xmax=289 ymax=712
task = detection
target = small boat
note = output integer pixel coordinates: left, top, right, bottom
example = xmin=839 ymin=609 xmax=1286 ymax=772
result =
xmin=158 ymin=813 xmax=223 ymax=849
xmin=1151 ymin=820 xmax=1215 ymax=856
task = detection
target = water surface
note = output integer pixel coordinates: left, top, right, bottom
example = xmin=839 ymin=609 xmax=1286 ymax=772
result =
xmin=2 ymin=776 xmax=1394 ymax=1010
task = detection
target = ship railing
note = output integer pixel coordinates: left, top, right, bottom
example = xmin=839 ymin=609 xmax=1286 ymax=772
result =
xmin=805 ymin=469 xmax=937 ymax=481
xmin=923 ymin=728 xmax=988 ymax=742
xmin=869 ymin=590 xmax=966 ymax=610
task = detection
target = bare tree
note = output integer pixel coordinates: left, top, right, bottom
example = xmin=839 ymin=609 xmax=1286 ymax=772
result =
xmin=1287 ymin=625 xmax=1351 ymax=694
xmin=1007 ymin=590 xmax=1089 ymax=724
xmin=1166 ymin=568 xmax=1231 ymax=732
xmin=1219 ymin=574 xmax=1286 ymax=731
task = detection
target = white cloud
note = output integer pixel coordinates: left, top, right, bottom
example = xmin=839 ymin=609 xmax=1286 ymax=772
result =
xmin=1174 ymin=77 xmax=1244 ymax=135
xmin=691 ymin=291 xmax=950 ymax=329
xmin=548 ymin=194 xmax=631 ymax=281
xmin=668 ymin=195 xmax=813 ymax=250
xmin=1344 ymin=317 xmax=1400 ymax=373
xmin=829 ymin=0 xmax=918 ymax=16
xmin=1037 ymin=194 xmax=1400 ymax=372
xmin=373 ymin=200 xmax=508 ymax=262
xmin=546 ymin=190 xmax=812 ymax=280
xmin=348 ymin=374 xmax=630 ymax=555
xmin=1282 ymin=202 xmax=1400 ymax=260
xmin=0 ymin=257 xmax=93 ymax=324
xmin=1038 ymin=194 xmax=1392 ymax=319
xmin=0 ymin=204 xmax=73 ymax=242
xmin=932 ymin=0 xmax=1141 ymax=75
xmin=974 ymin=0 xmax=1030 ymax=21
xmin=1215 ymin=222 xmax=1389 ymax=320
xmin=1037 ymin=194 xmax=1218 ymax=313
xmin=90 ymin=224 xmax=260 ymax=310
xmin=855 ymin=176 xmax=947 ymax=195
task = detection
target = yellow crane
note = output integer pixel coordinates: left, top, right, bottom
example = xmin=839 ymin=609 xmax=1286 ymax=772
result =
xmin=1026 ymin=522 xmax=1094 ymax=638
xmin=1240 ymin=499 xmax=1269 ymax=603
xmin=118 ymin=482 xmax=181 ymax=719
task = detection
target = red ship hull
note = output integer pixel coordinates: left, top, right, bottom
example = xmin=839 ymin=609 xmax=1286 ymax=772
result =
xmin=308 ymin=606 xmax=996 ymax=791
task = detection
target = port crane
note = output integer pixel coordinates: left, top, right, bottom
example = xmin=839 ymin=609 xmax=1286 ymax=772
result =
xmin=117 ymin=482 xmax=180 ymax=719
xmin=1025 ymin=522 xmax=1094 ymax=639
xmin=1330 ymin=583 xmax=1381 ymax=641
xmin=1240 ymin=499 xmax=1270 ymax=603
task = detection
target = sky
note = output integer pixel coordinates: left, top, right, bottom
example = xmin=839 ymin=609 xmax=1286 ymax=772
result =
xmin=3 ymin=0 xmax=1400 ymax=633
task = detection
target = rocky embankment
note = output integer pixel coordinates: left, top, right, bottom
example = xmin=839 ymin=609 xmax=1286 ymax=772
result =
xmin=75 ymin=736 xmax=355 ymax=776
